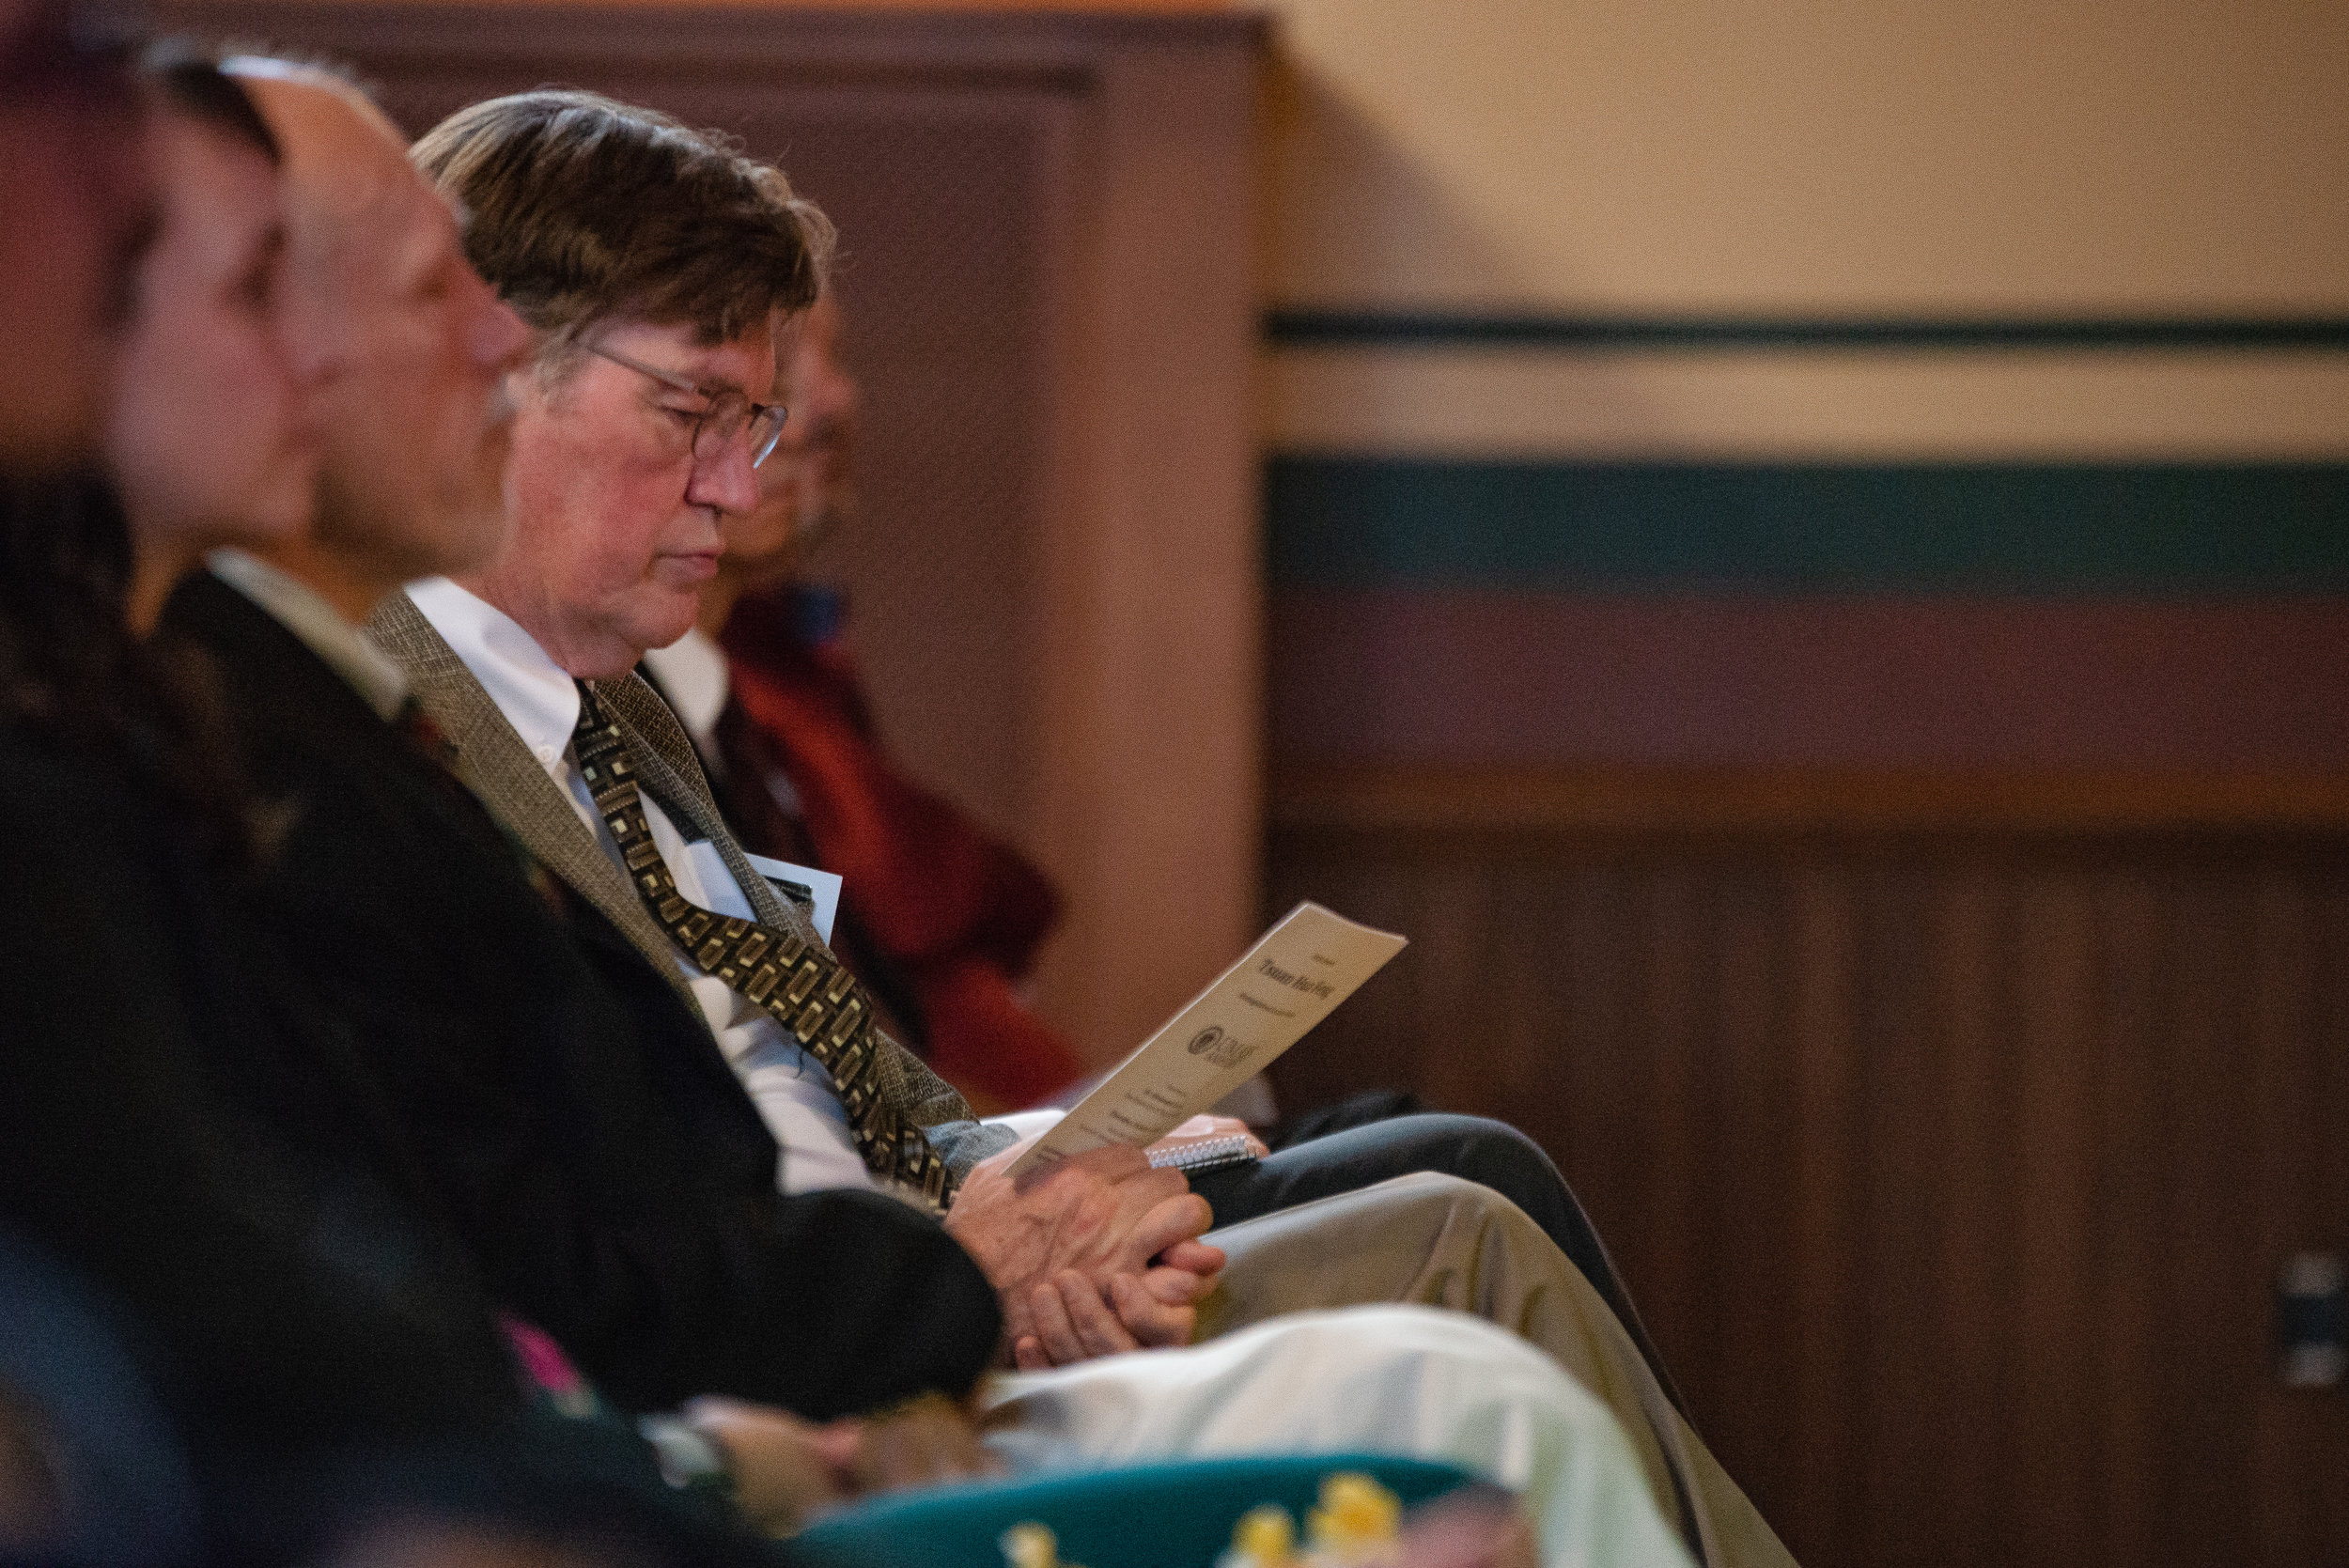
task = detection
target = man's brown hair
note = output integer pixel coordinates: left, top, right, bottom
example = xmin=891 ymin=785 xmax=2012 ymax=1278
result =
xmin=411 ymin=88 xmax=831 ymax=354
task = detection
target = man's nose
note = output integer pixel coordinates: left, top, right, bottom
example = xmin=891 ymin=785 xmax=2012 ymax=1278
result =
xmin=280 ymin=303 xmax=342 ymax=395
xmin=464 ymin=271 xmax=530 ymax=371
xmin=686 ymin=438 xmax=762 ymax=517
xmin=278 ymin=260 xmax=347 ymax=392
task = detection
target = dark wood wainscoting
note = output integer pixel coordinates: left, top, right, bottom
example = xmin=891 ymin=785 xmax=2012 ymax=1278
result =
xmin=1268 ymin=768 xmax=2349 ymax=1568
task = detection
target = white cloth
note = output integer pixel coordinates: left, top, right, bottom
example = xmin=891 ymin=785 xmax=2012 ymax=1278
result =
xmin=983 ymin=1305 xmax=1696 ymax=1568
xmin=402 ymin=578 xmax=876 ymax=1194
xmin=639 ymin=628 xmax=730 ymax=754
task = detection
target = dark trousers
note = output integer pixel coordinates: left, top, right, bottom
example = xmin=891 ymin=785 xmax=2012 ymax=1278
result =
xmin=1186 ymin=1111 xmax=1688 ymax=1419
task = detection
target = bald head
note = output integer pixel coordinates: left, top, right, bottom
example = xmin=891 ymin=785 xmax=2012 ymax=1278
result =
xmin=227 ymin=63 xmax=409 ymax=240
xmin=220 ymin=62 xmax=528 ymax=619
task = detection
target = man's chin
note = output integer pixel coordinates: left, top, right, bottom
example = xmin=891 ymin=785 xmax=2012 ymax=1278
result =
xmin=637 ymin=609 xmax=700 ymax=655
xmin=431 ymin=484 xmax=513 ymax=579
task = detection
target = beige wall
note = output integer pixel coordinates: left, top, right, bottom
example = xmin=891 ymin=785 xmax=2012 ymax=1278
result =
xmin=1261 ymin=0 xmax=2349 ymax=462
xmin=1265 ymin=0 xmax=2349 ymax=314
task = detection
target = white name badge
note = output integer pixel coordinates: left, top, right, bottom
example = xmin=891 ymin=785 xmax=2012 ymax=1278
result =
xmin=682 ymin=843 xmax=843 ymax=945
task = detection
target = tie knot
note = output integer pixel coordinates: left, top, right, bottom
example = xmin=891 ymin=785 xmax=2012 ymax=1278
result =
xmin=572 ymin=678 xmax=606 ymax=736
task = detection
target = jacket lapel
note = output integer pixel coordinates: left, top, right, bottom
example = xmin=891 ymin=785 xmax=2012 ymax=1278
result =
xmin=365 ymin=592 xmax=698 ymax=1013
xmin=364 ymin=592 xmax=1007 ymax=1172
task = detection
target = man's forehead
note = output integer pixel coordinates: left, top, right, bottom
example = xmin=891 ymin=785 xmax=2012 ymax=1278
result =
xmin=226 ymin=57 xmax=399 ymax=139
xmin=608 ymin=318 xmax=776 ymax=394
xmin=228 ymin=65 xmax=414 ymax=218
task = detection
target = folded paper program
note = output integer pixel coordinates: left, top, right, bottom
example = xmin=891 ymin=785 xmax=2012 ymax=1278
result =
xmin=1013 ymin=904 xmax=1406 ymax=1176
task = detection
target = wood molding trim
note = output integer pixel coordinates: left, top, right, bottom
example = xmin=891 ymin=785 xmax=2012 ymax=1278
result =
xmin=1269 ymin=763 xmax=2349 ymax=837
xmin=155 ymin=1 xmax=1266 ymax=80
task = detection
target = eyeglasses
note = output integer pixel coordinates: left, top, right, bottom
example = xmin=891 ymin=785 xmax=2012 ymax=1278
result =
xmin=585 ymin=341 xmax=787 ymax=469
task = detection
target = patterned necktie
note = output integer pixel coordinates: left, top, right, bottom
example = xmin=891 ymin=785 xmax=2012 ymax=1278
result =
xmin=570 ymin=680 xmax=955 ymax=1204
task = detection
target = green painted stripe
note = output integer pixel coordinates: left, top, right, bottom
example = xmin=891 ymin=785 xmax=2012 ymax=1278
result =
xmin=1264 ymin=458 xmax=2349 ymax=591
xmin=1262 ymin=311 xmax=2349 ymax=352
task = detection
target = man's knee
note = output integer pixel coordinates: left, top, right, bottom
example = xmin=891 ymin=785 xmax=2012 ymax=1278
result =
xmin=1388 ymin=1115 xmax=1566 ymax=1213
xmin=1214 ymin=1168 xmax=1546 ymax=1247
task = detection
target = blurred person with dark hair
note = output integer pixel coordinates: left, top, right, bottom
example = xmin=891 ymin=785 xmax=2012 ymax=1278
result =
xmin=108 ymin=41 xmax=324 ymax=631
xmin=0 ymin=50 xmax=871 ymax=1567
xmin=0 ymin=482 xmax=533 ymax=1560
xmin=0 ymin=0 xmax=152 ymax=473
xmin=0 ymin=45 xmax=528 ymax=1556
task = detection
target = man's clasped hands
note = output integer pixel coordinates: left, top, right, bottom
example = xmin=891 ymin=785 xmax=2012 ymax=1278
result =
xmin=946 ymin=1134 xmax=1230 ymax=1371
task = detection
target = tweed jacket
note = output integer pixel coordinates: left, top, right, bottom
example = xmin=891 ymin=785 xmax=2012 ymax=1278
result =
xmin=365 ymin=589 xmax=1016 ymax=1182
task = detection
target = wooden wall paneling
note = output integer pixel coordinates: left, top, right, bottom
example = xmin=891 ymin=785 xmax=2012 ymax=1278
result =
xmin=1785 ymin=864 xmax=1861 ymax=1560
xmin=1557 ymin=863 xmax=1638 ymax=1241
xmin=1266 ymin=815 xmax=2349 ymax=1568
xmin=2248 ymin=870 xmax=2325 ymax=1563
xmin=1021 ymin=26 xmax=1262 ymax=1058
xmin=1848 ymin=862 xmax=1945 ymax=1568
xmin=1635 ymin=868 xmax=1708 ymax=1397
xmin=2159 ymin=869 xmax=2253 ymax=1562
xmin=2011 ymin=874 xmax=2097 ymax=1565
xmin=2092 ymin=870 xmax=2165 ymax=1568
xmin=2313 ymin=893 xmax=2349 ymax=1558
xmin=2311 ymin=892 xmax=2349 ymax=1559
xmin=1706 ymin=866 xmax=1799 ymax=1516
xmin=149 ymin=1 xmax=1267 ymax=1064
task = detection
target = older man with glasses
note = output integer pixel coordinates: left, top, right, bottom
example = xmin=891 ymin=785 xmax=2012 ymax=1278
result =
xmin=365 ymin=86 xmax=1796 ymax=1568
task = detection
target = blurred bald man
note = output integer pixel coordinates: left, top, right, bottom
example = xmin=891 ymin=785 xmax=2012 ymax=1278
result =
xmin=221 ymin=60 xmax=524 ymax=610
xmin=162 ymin=63 xmax=1005 ymax=1427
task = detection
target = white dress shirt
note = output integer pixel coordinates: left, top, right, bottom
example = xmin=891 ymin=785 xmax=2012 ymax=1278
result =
xmin=641 ymin=627 xmax=809 ymax=824
xmin=639 ymin=627 xmax=729 ymax=761
xmin=400 ymin=578 xmax=879 ymax=1195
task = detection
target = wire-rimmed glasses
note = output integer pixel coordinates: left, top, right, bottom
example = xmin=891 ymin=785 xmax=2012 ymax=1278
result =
xmin=586 ymin=341 xmax=787 ymax=469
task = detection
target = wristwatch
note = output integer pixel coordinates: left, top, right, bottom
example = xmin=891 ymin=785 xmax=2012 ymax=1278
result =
xmin=637 ymin=1412 xmax=739 ymax=1504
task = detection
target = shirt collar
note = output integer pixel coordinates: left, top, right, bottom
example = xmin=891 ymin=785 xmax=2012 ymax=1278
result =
xmin=205 ymin=549 xmax=410 ymax=722
xmin=402 ymin=576 xmax=583 ymax=771
xmin=640 ymin=626 xmax=729 ymax=754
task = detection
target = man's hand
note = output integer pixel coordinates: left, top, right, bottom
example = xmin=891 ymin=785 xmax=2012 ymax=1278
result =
xmin=682 ymin=1392 xmax=999 ymax=1533
xmin=1009 ymin=1264 xmax=1222 ymax=1369
xmin=841 ymin=1390 xmax=1001 ymax=1495
xmin=943 ymin=1136 xmax=1221 ymax=1361
xmin=1146 ymin=1113 xmax=1270 ymax=1161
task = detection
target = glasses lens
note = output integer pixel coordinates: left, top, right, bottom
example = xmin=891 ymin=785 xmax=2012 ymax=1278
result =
xmin=690 ymin=392 xmax=749 ymax=465
xmin=687 ymin=395 xmax=788 ymax=468
xmin=748 ymin=406 xmax=787 ymax=469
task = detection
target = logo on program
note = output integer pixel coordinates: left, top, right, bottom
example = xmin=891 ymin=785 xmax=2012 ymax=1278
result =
xmin=1186 ymin=1026 xmax=1252 ymax=1068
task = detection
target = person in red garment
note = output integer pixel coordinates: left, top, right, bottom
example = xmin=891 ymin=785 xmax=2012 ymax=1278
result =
xmin=650 ymin=288 xmax=1084 ymax=1113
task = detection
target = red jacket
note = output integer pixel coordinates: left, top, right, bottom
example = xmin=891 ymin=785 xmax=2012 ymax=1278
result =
xmin=718 ymin=584 xmax=1083 ymax=1111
